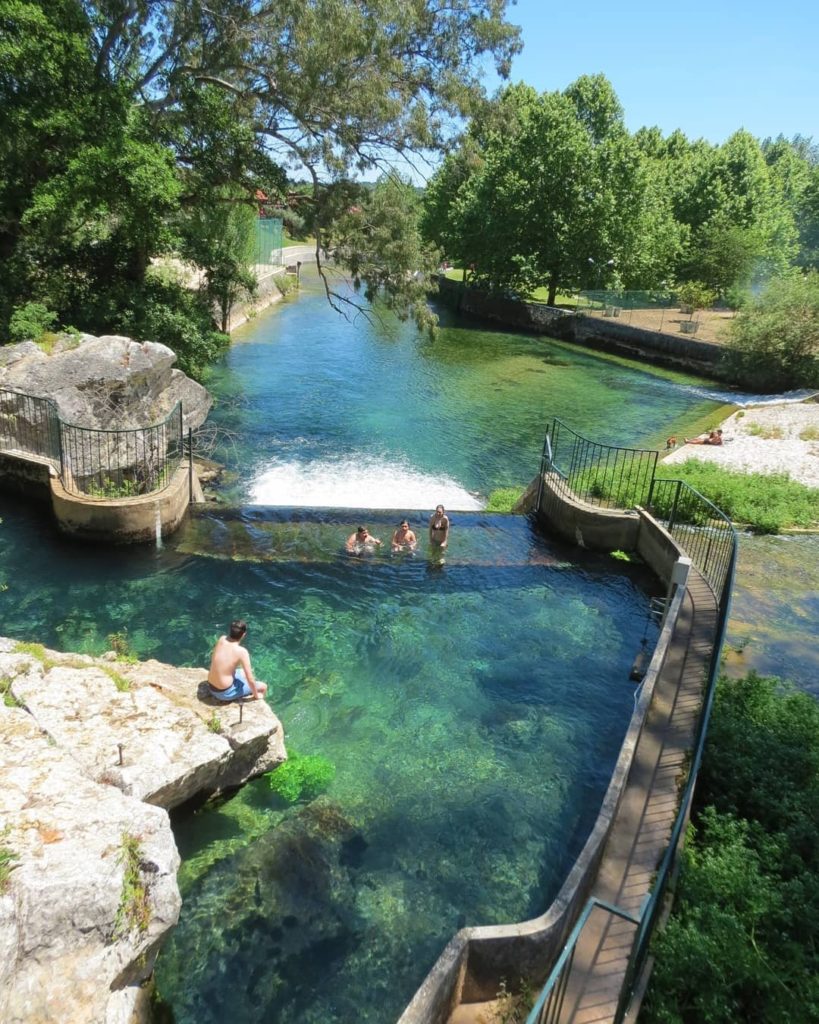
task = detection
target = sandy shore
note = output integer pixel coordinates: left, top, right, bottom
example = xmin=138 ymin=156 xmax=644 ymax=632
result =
xmin=662 ymin=401 xmax=819 ymax=490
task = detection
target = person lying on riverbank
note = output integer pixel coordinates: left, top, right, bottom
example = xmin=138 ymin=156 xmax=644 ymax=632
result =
xmin=685 ymin=429 xmax=723 ymax=446
xmin=391 ymin=520 xmax=417 ymax=552
xmin=346 ymin=526 xmax=382 ymax=554
xmin=208 ymin=619 xmax=267 ymax=701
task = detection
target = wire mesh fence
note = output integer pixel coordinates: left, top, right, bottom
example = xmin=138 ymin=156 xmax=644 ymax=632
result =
xmin=0 ymin=388 xmax=185 ymax=499
xmin=574 ymin=289 xmax=712 ymax=336
xmin=256 ymin=217 xmax=283 ymax=267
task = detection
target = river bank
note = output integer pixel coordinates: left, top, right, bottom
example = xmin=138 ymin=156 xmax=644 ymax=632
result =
xmin=662 ymin=399 xmax=819 ymax=490
xmin=0 ymin=638 xmax=285 ymax=1024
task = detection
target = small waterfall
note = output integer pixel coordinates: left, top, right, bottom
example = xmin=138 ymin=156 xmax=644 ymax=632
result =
xmin=154 ymin=503 xmax=163 ymax=549
xmin=248 ymin=455 xmax=484 ymax=510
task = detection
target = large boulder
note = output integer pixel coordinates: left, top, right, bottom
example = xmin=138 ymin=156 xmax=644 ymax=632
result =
xmin=0 ymin=637 xmax=287 ymax=1024
xmin=0 ymin=704 xmax=181 ymax=1024
xmin=0 ymin=334 xmax=211 ymax=432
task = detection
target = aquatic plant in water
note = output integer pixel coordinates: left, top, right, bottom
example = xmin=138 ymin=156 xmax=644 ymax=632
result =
xmin=268 ymin=751 xmax=336 ymax=803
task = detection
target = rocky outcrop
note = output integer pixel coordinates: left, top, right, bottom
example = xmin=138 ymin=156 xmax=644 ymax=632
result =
xmin=0 ymin=334 xmax=212 ymax=432
xmin=0 ymin=638 xmax=286 ymax=1024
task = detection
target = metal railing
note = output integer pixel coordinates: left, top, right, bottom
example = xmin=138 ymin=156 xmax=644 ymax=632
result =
xmin=0 ymin=389 xmax=61 ymax=463
xmin=647 ymin=478 xmax=735 ymax=600
xmin=529 ymin=422 xmax=738 ymax=1024
xmin=528 ymin=900 xmax=640 ymax=1024
xmin=539 ymin=418 xmax=659 ymax=511
xmin=0 ymin=387 xmax=185 ymax=499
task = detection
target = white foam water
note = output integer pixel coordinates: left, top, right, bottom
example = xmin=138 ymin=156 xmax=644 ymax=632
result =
xmin=249 ymin=455 xmax=485 ymax=510
xmin=680 ymin=386 xmax=819 ymax=408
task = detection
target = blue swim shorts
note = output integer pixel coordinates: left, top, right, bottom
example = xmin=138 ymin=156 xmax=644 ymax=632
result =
xmin=209 ymin=666 xmax=253 ymax=701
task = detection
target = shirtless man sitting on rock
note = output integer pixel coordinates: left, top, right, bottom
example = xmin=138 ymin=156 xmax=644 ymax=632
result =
xmin=208 ymin=619 xmax=267 ymax=701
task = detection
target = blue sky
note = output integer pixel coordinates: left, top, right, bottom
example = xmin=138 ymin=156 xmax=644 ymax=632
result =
xmin=491 ymin=0 xmax=818 ymax=144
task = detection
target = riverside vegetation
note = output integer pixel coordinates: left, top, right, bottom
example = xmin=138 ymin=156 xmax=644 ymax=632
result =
xmin=643 ymin=672 xmax=819 ymax=1024
xmin=488 ymin=463 xmax=819 ymax=533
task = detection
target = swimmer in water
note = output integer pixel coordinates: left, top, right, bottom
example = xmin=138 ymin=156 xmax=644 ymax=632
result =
xmin=391 ymin=519 xmax=417 ymax=553
xmin=346 ymin=525 xmax=382 ymax=555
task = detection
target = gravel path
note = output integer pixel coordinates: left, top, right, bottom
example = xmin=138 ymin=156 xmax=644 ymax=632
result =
xmin=662 ymin=401 xmax=819 ymax=489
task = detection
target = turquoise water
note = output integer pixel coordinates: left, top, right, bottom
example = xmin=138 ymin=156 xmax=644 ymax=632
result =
xmin=0 ymin=273 xmax=778 ymax=1024
xmin=725 ymin=534 xmax=819 ymax=695
xmin=207 ymin=271 xmax=727 ymax=508
xmin=0 ymin=500 xmax=660 ymax=1023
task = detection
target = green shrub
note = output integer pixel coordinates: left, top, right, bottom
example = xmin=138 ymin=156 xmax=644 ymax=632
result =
xmin=8 ymin=302 xmax=57 ymax=343
xmin=573 ymin=459 xmax=818 ymax=533
xmin=723 ymin=271 xmax=819 ymax=391
xmin=0 ymin=832 xmax=18 ymax=893
xmin=485 ymin=487 xmax=524 ymax=512
xmin=114 ymin=833 xmax=151 ymax=937
xmin=267 ymin=751 xmax=335 ymax=803
xmin=643 ymin=673 xmax=819 ymax=1024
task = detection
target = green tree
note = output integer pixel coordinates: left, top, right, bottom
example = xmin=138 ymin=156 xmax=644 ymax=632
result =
xmin=644 ymin=673 xmax=819 ymax=1024
xmin=328 ymin=175 xmax=440 ymax=330
xmin=1 ymin=0 xmax=521 ymax=358
xmin=724 ymin=271 xmax=819 ymax=391
xmin=424 ymin=76 xmax=680 ymax=303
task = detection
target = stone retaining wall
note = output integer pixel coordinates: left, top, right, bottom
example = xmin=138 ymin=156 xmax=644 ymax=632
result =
xmin=435 ymin=277 xmax=727 ymax=378
xmin=0 ymin=454 xmax=205 ymax=544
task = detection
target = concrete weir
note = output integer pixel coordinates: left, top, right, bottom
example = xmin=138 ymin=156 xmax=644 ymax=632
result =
xmin=398 ymin=475 xmax=719 ymax=1024
xmin=0 ymin=449 xmax=204 ymax=543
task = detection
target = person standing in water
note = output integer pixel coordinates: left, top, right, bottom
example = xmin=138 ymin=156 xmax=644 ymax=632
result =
xmin=391 ymin=519 xmax=417 ymax=552
xmin=428 ymin=504 xmax=450 ymax=551
xmin=208 ymin=619 xmax=267 ymax=701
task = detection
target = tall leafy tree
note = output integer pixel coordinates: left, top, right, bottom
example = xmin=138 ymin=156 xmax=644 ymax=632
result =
xmin=0 ymin=0 xmax=521 ymax=348
xmin=424 ymin=76 xmax=680 ymax=304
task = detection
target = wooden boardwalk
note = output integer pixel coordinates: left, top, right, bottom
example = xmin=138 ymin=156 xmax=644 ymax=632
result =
xmin=555 ymin=573 xmax=718 ymax=1024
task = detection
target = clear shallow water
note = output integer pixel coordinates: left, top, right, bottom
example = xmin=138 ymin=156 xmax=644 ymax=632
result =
xmin=207 ymin=270 xmax=727 ymax=507
xmin=0 ymin=500 xmax=660 ymax=1023
xmin=1 ymin=273 xmax=810 ymax=1023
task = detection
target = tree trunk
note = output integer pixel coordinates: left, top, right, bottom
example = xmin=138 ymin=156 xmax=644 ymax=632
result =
xmin=547 ymin=275 xmax=558 ymax=307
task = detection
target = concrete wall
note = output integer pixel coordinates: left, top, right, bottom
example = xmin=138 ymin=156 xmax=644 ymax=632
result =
xmin=49 ymin=464 xmax=193 ymax=544
xmin=435 ymin=277 xmax=726 ymax=378
xmin=0 ymin=451 xmax=54 ymax=502
xmin=227 ymin=265 xmax=286 ymax=331
xmin=537 ymin=472 xmax=641 ymax=551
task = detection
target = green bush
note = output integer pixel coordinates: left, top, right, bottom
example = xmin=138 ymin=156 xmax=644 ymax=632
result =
xmin=643 ymin=673 xmax=819 ymax=1024
xmin=573 ymin=459 xmax=818 ymax=533
xmin=267 ymin=751 xmax=336 ymax=804
xmin=660 ymin=460 xmax=819 ymax=533
xmin=485 ymin=487 xmax=524 ymax=512
xmin=723 ymin=271 xmax=819 ymax=391
xmin=8 ymin=302 xmax=58 ymax=342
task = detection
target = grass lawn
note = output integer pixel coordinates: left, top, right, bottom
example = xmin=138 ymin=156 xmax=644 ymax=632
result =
xmin=283 ymin=230 xmax=317 ymax=248
xmin=442 ymin=269 xmax=577 ymax=307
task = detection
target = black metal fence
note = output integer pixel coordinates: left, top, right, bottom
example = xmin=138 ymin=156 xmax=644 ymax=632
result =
xmin=529 ymin=420 xmax=738 ymax=1024
xmin=0 ymin=387 xmax=184 ymax=499
xmin=539 ymin=418 xmax=659 ymax=512
xmin=647 ymin=478 xmax=736 ymax=600
xmin=0 ymin=389 xmax=62 ymax=463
